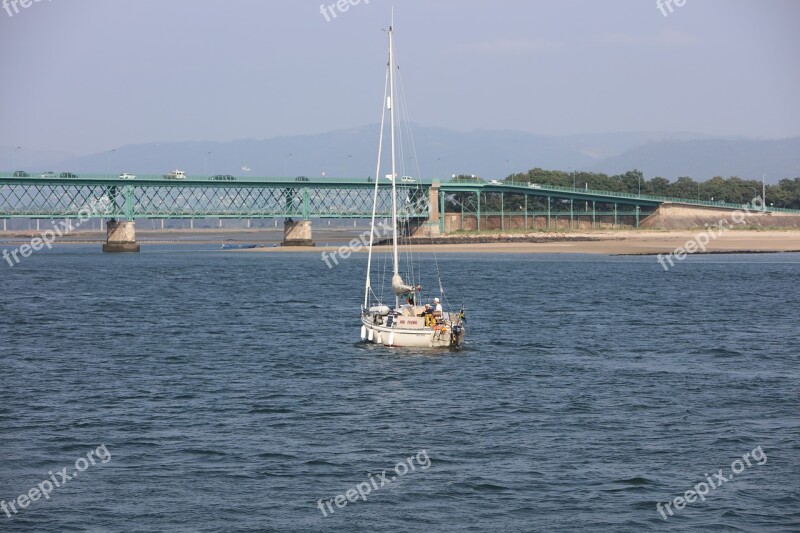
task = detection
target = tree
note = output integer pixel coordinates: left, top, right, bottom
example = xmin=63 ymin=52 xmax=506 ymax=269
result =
xmin=488 ymin=166 xmax=800 ymax=207
xmin=771 ymin=178 xmax=800 ymax=209
xmin=646 ymin=177 xmax=671 ymax=196
xmin=672 ymin=177 xmax=698 ymax=199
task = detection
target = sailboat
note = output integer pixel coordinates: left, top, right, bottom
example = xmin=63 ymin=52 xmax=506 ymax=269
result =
xmin=360 ymin=23 xmax=466 ymax=349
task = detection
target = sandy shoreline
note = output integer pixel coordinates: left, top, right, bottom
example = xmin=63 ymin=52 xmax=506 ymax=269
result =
xmin=244 ymin=230 xmax=800 ymax=255
xmin=2 ymin=229 xmax=799 ymax=255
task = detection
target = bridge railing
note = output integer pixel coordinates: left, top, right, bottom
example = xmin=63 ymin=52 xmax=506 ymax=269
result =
xmin=0 ymin=173 xmax=432 ymax=185
xmin=500 ymin=180 xmax=734 ymax=207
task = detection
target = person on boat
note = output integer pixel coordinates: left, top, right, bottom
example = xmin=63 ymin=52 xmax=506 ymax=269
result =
xmin=432 ymin=298 xmax=444 ymax=321
xmin=423 ymin=304 xmax=435 ymax=327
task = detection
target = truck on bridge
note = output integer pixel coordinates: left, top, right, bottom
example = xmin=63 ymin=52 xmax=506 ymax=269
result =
xmin=164 ymin=169 xmax=187 ymax=180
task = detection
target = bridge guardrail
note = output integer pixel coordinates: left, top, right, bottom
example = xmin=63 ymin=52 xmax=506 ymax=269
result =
xmin=0 ymin=174 xmax=433 ymax=185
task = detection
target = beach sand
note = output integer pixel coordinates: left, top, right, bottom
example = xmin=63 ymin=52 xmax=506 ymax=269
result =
xmin=244 ymin=230 xmax=800 ymax=255
xmin=2 ymin=228 xmax=798 ymax=255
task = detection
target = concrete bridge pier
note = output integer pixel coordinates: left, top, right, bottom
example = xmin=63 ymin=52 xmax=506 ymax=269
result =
xmin=102 ymin=220 xmax=140 ymax=253
xmin=411 ymin=179 xmax=443 ymax=237
xmin=282 ymin=218 xmax=315 ymax=246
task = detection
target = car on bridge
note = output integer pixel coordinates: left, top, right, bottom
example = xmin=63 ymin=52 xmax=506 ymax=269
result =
xmin=119 ymin=173 xmax=136 ymax=180
xmin=401 ymin=176 xmax=416 ymax=183
xmin=40 ymin=171 xmax=57 ymax=178
xmin=528 ymin=183 xmax=542 ymax=189
xmin=210 ymin=175 xmax=236 ymax=181
xmin=488 ymin=179 xmax=502 ymax=184
xmin=13 ymin=171 xmax=29 ymax=177
xmin=60 ymin=172 xmax=78 ymax=178
xmin=295 ymin=176 xmax=309 ymax=182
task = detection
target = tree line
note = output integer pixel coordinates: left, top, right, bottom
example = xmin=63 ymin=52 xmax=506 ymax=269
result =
xmin=486 ymin=169 xmax=800 ymax=209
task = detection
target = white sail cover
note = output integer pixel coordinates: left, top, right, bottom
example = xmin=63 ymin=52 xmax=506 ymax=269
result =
xmin=392 ymin=274 xmax=415 ymax=296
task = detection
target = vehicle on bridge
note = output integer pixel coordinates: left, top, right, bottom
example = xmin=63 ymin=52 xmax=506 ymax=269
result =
xmin=450 ymin=175 xmax=483 ymax=184
xmin=13 ymin=171 xmax=28 ymax=177
xmin=210 ymin=175 xmax=236 ymax=181
xmin=40 ymin=171 xmax=57 ymax=178
xmin=60 ymin=172 xmax=78 ymax=179
xmin=119 ymin=173 xmax=136 ymax=180
xmin=295 ymin=176 xmax=309 ymax=182
xmin=384 ymin=174 xmax=416 ymax=184
xmin=488 ymin=179 xmax=502 ymax=184
xmin=164 ymin=169 xmax=187 ymax=180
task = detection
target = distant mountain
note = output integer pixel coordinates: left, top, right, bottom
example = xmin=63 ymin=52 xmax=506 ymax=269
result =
xmin=591 ymin=137 xmax=800 ymax=181
xmin=557 ymin=131 xmax=715 ymax=160
xmin=4 ymin=127 xmax=798 ymax=182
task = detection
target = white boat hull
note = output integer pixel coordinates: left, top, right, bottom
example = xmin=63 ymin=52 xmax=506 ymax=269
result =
xmin=360 ymin=317 xmax=465 ymax=348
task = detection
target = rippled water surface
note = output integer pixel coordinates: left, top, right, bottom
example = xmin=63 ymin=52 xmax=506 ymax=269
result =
xmin=1 ymin=247 xmax=799 ymax=532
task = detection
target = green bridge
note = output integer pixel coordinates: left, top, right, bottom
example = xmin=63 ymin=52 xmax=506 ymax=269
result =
xmin=0 ymin=174 xmax=793 ymax=251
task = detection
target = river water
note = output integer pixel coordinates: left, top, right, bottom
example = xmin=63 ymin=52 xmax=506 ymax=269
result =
xmin=1 ymin=247 xmax=798 ymax=531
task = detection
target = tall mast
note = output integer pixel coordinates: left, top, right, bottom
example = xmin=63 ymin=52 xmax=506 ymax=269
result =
xmin=388 ymin=24 xmax=400 ymax=309
xmin=364 ymin=65 xmax=390 ymax=309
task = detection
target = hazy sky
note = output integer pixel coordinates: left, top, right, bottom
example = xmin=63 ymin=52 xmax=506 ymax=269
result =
xmin=1 ymin=0 xmax=798 ymax=155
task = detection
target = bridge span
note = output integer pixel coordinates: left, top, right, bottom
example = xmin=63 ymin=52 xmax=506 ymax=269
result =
xmin=1 ymin=174 xmax=795 ymax=251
